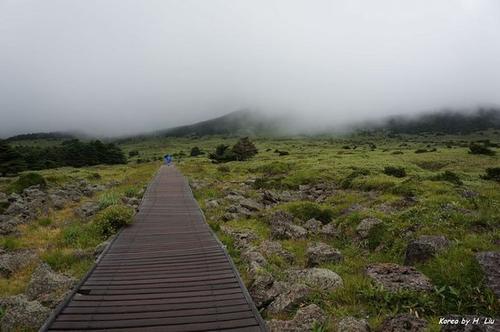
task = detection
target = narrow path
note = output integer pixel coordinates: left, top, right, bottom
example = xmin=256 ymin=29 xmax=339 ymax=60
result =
xmin=42 ymin=165 xmax=267 ymax=332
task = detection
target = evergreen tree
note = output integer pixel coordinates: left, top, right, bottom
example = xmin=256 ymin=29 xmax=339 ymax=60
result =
xmin=0 ymin=140 xmax=26 ymax=176
xmin=232 ymin=137 xmax=258 ymax=161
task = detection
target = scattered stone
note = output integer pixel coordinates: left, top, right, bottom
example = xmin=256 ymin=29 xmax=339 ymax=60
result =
xmin=25 ymin=263 xmax=76 ymax=307
xmin=304 ymin=218 xmax=323 ymax=234
xmin=261 ymin=190 xmax=280 ymax=205
xmin=378 ymin=314 xmax=427 ymax=332
xmin=405 ymin=235 xmax=450 ymax=265
xmin=289 ymin=268 xmax=343 ymax=291
xmin=267 ymin=304 xmax=326 ymax=332
xmin=342 ymin=204 xmax=365 ymax=215
xmin=266 ymin=283 xmax=311 ymax=315
xmin=319 ymin=223 xmax=338 ymax=237
xmin=239 ymin=198 xmax=262 ymax=212
xmin=461 ymin=189 xmax=479 ymax=199
xmin=241 ymin=248 xmax=267 ymax=276
xmin=271 ymin=222 xmax=307 ymax=240
xmin=259 ymin=240 xmax=294 ymax=263
xmin=49 ymin=193 xmax=67 ymax=210
xmin=0 ymin=215 xmax=20 ymax=235
xmin=249 ymin=272 xmax=279 ymax=308
xmin=221 ymin=227 xmax=258 ymax=249
xmin=306 ymin=242 xmax=343 ymax=267
xmin=366 ymin=263 xmax=433 ymax=292
xmin=356 ymin=218 xmax=382 ymax=239
xmin=205 ymin=199 xmax=219 ymax=208
xmin=337 ymin=316 xmax=371 ymax=332
xmin=0 ymin=295 xmax=50 ymax=331
xmin=0 ymin=249 xmax=37 ymax=278
xmin=75 ymin=201 xmax=100 ymax=219
xmin=475 ymin=251 xmax=500 ymax=298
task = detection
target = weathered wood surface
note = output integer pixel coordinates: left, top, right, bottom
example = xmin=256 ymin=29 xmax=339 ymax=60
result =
xmin=43 ymin=165 xmax=266 ymax=331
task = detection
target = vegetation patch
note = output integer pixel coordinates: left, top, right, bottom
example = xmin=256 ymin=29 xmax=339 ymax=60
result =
xmin=383 ymin=166 xmax=406 ymax=178
xmin=285 ymin=201 xmax=334 ymax=224
xmin=431 ymin=171 xmax=463 ymax=185
xmin=469 ymin=142 xmax=496 ymax=156
xmin=481 ymin=167 xmax=500 ymax=182
xmin=7 ymin=172 xmax=47 ymax=193
xmin=94 ymin=205 xmax=134 ymax=238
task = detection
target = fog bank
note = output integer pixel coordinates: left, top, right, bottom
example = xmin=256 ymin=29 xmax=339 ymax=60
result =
xmin=1 ymin=0 xmax=500 ymax=137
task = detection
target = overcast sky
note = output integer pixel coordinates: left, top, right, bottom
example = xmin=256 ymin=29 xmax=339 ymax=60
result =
xmin=1 ymin=0 xmax=500 ymax=137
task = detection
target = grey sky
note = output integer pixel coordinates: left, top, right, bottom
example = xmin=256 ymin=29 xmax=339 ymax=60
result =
xmin=1 ymin=0 xmax=500 ymax=137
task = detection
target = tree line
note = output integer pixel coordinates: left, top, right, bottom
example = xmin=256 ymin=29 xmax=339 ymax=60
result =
xmin=0 ymin=139 xmax=126 ymax=176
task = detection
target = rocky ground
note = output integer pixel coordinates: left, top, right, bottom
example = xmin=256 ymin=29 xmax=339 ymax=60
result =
xmin=0 ymin=166 xmax=151 ymax=331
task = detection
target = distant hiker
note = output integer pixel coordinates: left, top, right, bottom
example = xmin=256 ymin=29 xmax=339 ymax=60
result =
xmin=164 ymin=154 xmax=173 ymax=165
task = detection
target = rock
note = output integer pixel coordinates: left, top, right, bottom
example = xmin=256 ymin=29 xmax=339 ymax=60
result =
xmin=0 ymin=215 xmax=20 ymax=235
xmin=259 ymin=240 xmax=294 ymax=263
xmin=0 ymin=295 xmax=50 ymax=331
xmin=0 ymin=249 xmax=37 ymax=278
xmin=320 ymin=223 xmax=338 ymax=237
xmin=306 ymin=242 xmax=343 ymax=267
xmin=366 ymin=263 xmax=433 ymax=292
xmin=75 ymin=201 xmax=100 ymax=218
xmin=439 ymin=315 xmax=499 ymax=331
xmin=267 ymin=210 xmax=307 ymax=240
xmin=241 ymin=248 xmax=267 ymax=276
xmin=337 ymin=316 xmax=371 ymax=332
xmin=405 ymin=235 xmax=450 ymax=265
xmin=271 ymin=222 xmax=307 ymax=240
xmin=356 ymin=218 xmax=382 ymax=239
xmin=0 ymin=192 xmax=7 ymax=201
xmin=49 ymin=193 xmax=67 ymax=209
xmin=289 ymin=268 xmax=343 ymax=291
xmin=267 ymin=304 xmax=326 ymax=331
xmin=221 ymin=227 xmax=258 ymax=249
xmin=261 ymin=190 xmax=280 ymax=205
xmin=304 ymin=218 xmax=323 ymax=234
xmin=378 ymin=314 xmax=427 ymax=332
xmin=205 ymin=199 xmax=219 ymax=208
xmin=26 ymin=263 xmax=76 ymax=307
xmin=266 ymin=283 xmax=311 ymax=315
xmin=225 ymin=192 xmax=245 ymax=202
xmin=239 ymin=198 xmax=262 ymax=212
xmin=475 ymin=251 xmax=500 ymax=298
xmin=249 ymin=272 xmax=278 ymax=308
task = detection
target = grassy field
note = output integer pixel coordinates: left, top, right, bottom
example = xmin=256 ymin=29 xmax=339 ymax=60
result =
xmin=1 ymin=131 xmax=499 ymax=331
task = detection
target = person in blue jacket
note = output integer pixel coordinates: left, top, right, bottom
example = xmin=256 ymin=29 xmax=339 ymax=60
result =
xmin=164 ymin=154 xmax=173 ymax=165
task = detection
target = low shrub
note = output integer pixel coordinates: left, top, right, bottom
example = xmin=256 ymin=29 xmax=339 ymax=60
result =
xmin=481 ymin=167 xmax=500 ymax=182
xmin=432 ymin=171 xmax=463 ymax=185
xmin=340 ymin=169 xmax=370 ymax=189
xmin=383 ymin=166 xmax=406 ymax=178
xmin=253 ymin=161 xmax=292 ymax=176
xmin=94 ymin=205 xmax=134 ymax=238
xmin=190 ymin=146 xmax=204 ymax=157
xmin=286 ymin=201 xmax=334 ymax=224
xmin=38 ymin=218 xmax=52 ymax=227
xmin=128 ymin=150 xmax=139 ymax=157
xmin=7 ymin=172 xmax=47 ymax=193
xmin=469 ymin=143 xmax=495 ymax=156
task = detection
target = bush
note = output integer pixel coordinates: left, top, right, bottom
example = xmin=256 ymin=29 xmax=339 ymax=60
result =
xmin=232 ymin=137 xmax=258 ymax=161
xmin=190 ymin=146 xmax=203 ymax=157
xmin=383 ymin=166 xmax=406 ymax=178
xmin=469 ymin=143 xmax=495 ymax=156
xmin=209 ymin=144 xmax=236 ymax=163
xmin=128 ymin=150 xmax=139 ymax=157
xmin=481 ymin=167 xmax=500 ymax=182
xmin=7 ymin=172 xmax=47 ymax=193
xmin=94 ymin=205 xmax=134 ymax=238
xmin=340 ymin=169 xmax=370 ymax=189
xmin=432 ymin=171 xmax=463 ymax=185
xmin=286 ymin=201 xmax=334 ymax=224
xmin=254 ymin=161 xmax=292 ymax=176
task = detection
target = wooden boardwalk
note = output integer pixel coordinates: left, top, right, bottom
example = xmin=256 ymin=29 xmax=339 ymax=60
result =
xmin=42 ymin=166 xmax=267 ymax=332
